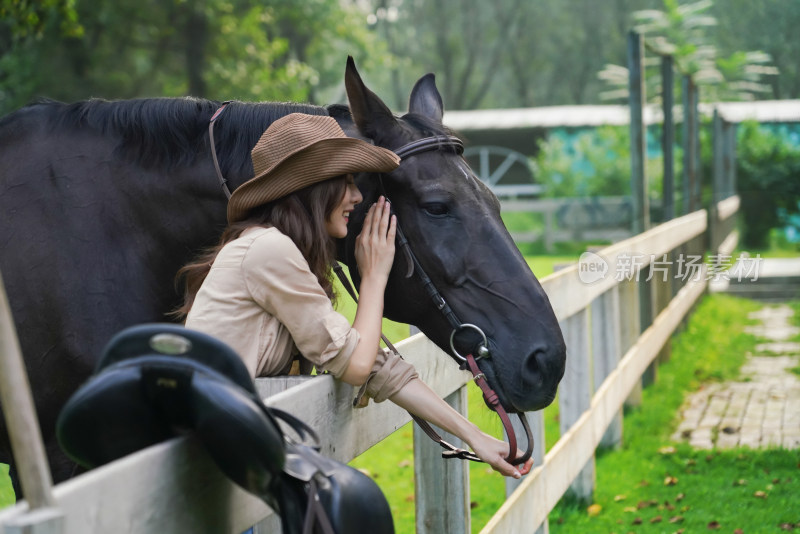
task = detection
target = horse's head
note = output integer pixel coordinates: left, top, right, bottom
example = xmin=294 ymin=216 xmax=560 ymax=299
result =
xmin=335 ymin=58 xmax=565 ymax=413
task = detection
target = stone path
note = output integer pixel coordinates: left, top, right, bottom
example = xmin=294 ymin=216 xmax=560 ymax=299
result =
xmin=671 ymin=304 xmax=800 ymax=449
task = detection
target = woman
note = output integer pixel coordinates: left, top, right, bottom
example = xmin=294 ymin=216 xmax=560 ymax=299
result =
xmin=177 ymin=113 xmax=531 ymax=478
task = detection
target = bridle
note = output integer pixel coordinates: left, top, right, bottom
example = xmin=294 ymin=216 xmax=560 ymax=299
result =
xmin=372 ymin=135 xmax=533 ymax=466
xmin=208 ymin=107 xmax=532 ymax=467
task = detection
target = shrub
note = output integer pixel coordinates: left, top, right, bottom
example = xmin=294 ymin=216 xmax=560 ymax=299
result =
xmin=736 ymin=121 xmax=800 ymax=249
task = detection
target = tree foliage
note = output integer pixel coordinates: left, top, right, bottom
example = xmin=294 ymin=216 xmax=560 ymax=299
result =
xmin=0 ymin=0 xmax=798 ymax=116
xmin=735 ymin=122 xmax=800 ymax=249
xmin=597 ymin=0 xmax=780 ymax=104
xmin=0 ymin=0 xmax=383 ymax=113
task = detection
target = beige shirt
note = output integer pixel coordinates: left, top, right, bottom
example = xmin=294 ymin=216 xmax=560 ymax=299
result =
xmin=185 ymin=226 xmax=417 ymax=402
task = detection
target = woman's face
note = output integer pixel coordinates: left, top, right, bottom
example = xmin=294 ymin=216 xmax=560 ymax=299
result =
xmin=325 ymin=175 xmax=362 ymax=239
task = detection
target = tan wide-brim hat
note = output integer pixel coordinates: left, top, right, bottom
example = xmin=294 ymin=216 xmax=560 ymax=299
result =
xmin=227 ymin=113 xmax=400 ymax=223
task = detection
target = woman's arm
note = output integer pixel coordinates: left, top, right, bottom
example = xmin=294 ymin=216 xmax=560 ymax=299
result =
xmin=339 ymin=196 xmax=396 ymax=385
xmin=389 ymin=378 xmax=534 ymax=479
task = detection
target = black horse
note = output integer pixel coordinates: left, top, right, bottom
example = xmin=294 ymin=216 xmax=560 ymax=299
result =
xmin=0 ymin=58 xmax=565 ymax=500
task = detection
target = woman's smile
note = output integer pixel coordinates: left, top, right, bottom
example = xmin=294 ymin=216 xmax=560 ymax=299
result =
xmin=326 ymin=175 xmax=362 ymax=238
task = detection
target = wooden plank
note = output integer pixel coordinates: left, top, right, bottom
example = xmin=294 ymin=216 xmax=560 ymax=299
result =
xmin=716 ymin=195 xmax=740 ymax=222
xmin=718 ymin=230 xmax=739 ymax=258
xmin=479 ymin=275 xmax=707 ymax=534
xmin=540 ymin=210 xmax=707 ymax=321
xmin=591 ymin=286 xmax=623 ymax=448
xmin=558 ymin=308 xmax=595 ymax=501
xmin=504 ymin=410 xmax=549 ymax=534
xmin=619 ymin=278 xmax=642 ymax=407
xmin=1 ymin=335 xmax=470 ymax=534
xmin=639 ymin=271 xmax=656 ymax=387
xmin=2 ymin=509 xmax=63 ymax=534
xmin=415 ymin=387 xmax=470 ymax=534
xmin=0 ymin=273 xmax=57 ymax=517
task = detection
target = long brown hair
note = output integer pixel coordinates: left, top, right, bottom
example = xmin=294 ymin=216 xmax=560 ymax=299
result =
xmin=172 ymin=176 xmax=348 ymax=319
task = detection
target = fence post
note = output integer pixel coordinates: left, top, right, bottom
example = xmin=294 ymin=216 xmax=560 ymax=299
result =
xmin=505 ymin=411 xmax=548 ymax=533
xmin=414 ymin=386 xmax=470 ymax=534
xmin=711 ymin=108 xmax=724 ymax=251
xmin=0 ymin=272 xmax=64 ymax=533
xmin=628 ymin=30 xmax=649 ymax=234
xmin=558 ymin=307 xmax=594 ymax=501
xmin=727 ymin=120 xmax=737 ymax=198
xmin=620 ymin=277 xmax=643 ymax=407
xmin=591 ymin=286 xmax=623 ymax=448
xmin=661 ymin=55 xmax=675 ymax=222
xmin=682 ymin=75 xmax=699 ymax=213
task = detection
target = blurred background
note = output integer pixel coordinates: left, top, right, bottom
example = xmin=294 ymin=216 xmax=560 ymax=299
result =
xmin=1 ymin=0 xmax=798 ymax=113
xmin=4 ymin=0 xmax=798 ymax=254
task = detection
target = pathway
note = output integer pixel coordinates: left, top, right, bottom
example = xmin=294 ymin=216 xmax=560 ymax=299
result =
xmin=671 ymin=304 xmax=800 ymax=449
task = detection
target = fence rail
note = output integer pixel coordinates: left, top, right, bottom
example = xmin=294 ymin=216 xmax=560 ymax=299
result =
xmin=499 ymin=196 xmax=664 ymax=251
xmin=0 ymin=204 xmax=719 ymax=534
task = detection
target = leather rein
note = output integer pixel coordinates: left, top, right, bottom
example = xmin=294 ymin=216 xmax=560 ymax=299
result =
xmin=208 ymin=106 xmax=532 ymax=467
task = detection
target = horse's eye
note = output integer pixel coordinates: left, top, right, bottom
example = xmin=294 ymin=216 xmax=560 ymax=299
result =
xmin=422 ymin=202 xmax=450 ymax=217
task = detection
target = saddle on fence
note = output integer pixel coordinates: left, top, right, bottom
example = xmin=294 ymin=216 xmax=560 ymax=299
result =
xmin=56 ymin=323 xmax=394 ymax=534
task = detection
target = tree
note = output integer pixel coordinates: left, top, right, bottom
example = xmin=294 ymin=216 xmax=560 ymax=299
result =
xmin=711 ymin=0 xmax=800 ymax=100
xmin=597 ymin=0 xmax=779 ymax=104
xmin=0 ymin=0 xmax=384 ymax=115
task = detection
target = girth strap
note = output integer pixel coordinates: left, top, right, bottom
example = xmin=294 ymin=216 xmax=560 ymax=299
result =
xmin=302 ymin=478 xmax=336 ymax=534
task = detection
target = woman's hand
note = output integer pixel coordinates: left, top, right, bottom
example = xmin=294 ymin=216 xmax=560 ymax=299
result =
xmin=389 ymin=378 xmax=534 ymax=479
xmin=467 ymin=431 xmax=534 ymax=479
xmin=355 ymin=196 xmax=396 ymax=284
xmin=343 ymin=196 xmax=396 ymax=386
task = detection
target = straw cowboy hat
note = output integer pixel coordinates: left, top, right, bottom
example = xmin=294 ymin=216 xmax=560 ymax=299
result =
xmin=227 ymin=113 xmax=400 ymax=223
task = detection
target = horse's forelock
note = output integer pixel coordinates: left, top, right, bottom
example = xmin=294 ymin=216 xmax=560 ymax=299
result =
xmin=42 ymin=97 xmax=328 ymax=178
xmin=400 ymin=112 xmax=457 ymax=139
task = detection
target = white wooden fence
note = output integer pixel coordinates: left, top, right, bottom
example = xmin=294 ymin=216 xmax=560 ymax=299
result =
xmin=1 ymin=199 xmax=737 ymax=533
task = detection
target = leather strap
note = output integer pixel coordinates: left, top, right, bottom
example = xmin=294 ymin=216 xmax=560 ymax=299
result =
xmin=208 ymin=101 xmax=234 ymax=200
xmin=302 ymin=478 xmax=336 ymax=534
xmin=332 ymin=264 xmax=482 ymax=463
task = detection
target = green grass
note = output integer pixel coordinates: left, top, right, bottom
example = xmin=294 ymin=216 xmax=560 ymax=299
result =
xmin=0 ymin=465 xmax=11 ymax=509
xmin=549 ymin=294 xmax=800 ymax=533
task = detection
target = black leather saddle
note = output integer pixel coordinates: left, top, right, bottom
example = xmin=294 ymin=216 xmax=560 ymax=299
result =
xmin=56 ymin=323 xmax=394 ymax=534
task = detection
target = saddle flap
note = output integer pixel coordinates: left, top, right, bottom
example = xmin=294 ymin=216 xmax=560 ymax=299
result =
xmin=277 ymin=444 xmax=395 ymax=534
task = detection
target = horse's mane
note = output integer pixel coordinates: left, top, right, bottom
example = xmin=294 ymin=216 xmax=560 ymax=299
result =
xmin=28 ymin=97 xmax=329 ymax=179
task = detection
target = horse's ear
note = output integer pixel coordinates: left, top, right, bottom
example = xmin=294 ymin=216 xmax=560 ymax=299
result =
xmin=345 ymin=56 xmax=397 ymax=141
xmin=408 ymin=73 xmax=443 ymax=123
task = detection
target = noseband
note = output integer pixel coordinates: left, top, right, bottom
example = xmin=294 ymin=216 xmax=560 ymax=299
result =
xmin=207 ymin=107 xmax=532 ymax=466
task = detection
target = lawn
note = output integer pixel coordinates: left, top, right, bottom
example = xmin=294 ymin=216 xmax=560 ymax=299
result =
xmin=353 ymin=293 xmax=800 ymax=534
xmin=548 ymin=293 xmax=800 ymax=533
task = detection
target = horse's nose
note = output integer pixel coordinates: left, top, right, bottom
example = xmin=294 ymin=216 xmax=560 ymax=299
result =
xmin=514 ymin=343 xmax=566 ymax=412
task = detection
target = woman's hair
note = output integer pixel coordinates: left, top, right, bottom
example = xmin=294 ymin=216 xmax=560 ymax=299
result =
xmin=172 ymin=176 xmax=348 ymax=319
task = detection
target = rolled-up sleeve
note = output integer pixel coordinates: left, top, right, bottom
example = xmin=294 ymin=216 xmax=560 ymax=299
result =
xmin=242 ymin=231 xmax=357 ymax=377
xmin=364 ymin=348 xmax=419 ymax=403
